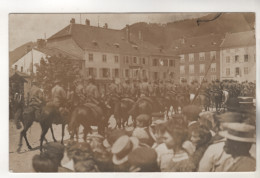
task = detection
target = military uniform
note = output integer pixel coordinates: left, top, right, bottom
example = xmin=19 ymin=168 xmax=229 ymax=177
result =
xmin=139 ymin=81 xmax=150 ymax=97
xmin=121 ymin=81 xmax=131 ymax=98
xmin=51 ymin=83 xmax=67 ymax=108
xmin=85 ymin=83 xmax=100 ymax=104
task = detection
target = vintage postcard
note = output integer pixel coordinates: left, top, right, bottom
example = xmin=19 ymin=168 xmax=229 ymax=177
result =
xmin=9 ymin=12 xmax=256 ymax=173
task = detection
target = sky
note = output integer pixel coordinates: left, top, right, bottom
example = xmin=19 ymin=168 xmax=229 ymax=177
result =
xmin=9 ymin=13 xmax=208 ymax=51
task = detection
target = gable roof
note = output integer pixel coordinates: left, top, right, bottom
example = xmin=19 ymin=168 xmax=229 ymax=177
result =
xmin=9 ymin=42 xmax=36 ymax=67
xmin=220 ymin=30 xmax=255 ymax=48
xmin=48 ymin=23 xmax=177 ymax=57
xmin=170 ymin=33 xmax=224 ymax=54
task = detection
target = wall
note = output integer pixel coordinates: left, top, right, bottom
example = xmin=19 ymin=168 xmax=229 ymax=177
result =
xmin=11 ymin=49 xmax=47 ymax=75
xmin=220 ymin=45 xmax=256 ymax=82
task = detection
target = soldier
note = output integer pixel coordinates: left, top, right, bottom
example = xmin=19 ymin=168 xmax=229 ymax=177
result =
xmin=148 ymin=80 xmax=154 ymax=97
xmin=85 ymin=76 xmax=100 ymax=105
xmin=158 ymin=80 xmax=165 ymax=97
xmin=108 ymin=78 xmax=121 ymax=98
xmin=189 ymin=80 xmax=197 ymax=101
xmin=28 ymin=79 xmax=44 ymax=119
xmin=165 ymin=79 xmax=173 ymax=93
xmin=51 ymin=78 xmax=67 ymax=113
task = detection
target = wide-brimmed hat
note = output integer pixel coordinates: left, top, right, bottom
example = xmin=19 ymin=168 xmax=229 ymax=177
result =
xmin=199 ymin=111 xmax=215 ymax=129
xmin=111 ymin=135 xmax=139 ymax=165
xmin=219 ymin=123 xmax=255 ymax=143
xmin=103 ymin=129 xmax=128 ymax=148
xmin=128 ymin=147 xmax=157 ymax=167
xmin=217 ymin=112 xmax=244 ymax=123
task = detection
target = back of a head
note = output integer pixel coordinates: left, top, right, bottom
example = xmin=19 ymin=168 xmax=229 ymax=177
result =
xmin=32 ymin=153 xmax=58 ymax=172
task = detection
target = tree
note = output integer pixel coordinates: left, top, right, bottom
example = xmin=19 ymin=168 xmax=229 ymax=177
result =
xmin=35 ymin=55 xmax=81 ymax=98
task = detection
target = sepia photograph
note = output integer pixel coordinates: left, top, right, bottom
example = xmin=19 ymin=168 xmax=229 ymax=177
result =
xmin=8 ymin=12 xmax=256 ymax=173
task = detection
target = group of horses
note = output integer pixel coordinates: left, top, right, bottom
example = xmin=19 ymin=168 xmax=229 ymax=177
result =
xmin=12 ymin=89 xmax=228 ymax=153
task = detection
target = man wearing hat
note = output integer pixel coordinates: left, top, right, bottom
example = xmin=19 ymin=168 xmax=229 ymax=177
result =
xmin=139 ymin=77 xmax=150 ymax=97
xmin=28 ymin=78 xmax=44 ymax=120
xmin=51 ymin=78 xmax=67 ymax=113
xmin=111 ymin=135 xmax=139 ymax=171
xmin=121 ymin=78 xmax=131 ymax=98
xmin=216 ymin=123 xmax=256 ymax=171
xmin=85 ymin=76 xmax=100 ymax=104
xmin=198 ymin=112 xmax=245 ymax=172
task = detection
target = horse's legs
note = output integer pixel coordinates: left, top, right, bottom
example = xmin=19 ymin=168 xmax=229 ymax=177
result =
xmin=50 ymin=125 xmax=57 ymax=142
xmin=40 ymin=124 xmax=49 ymax=152
xmin=17 ymin=120 xmax=33 ymax=152
xmin=61 ymin=124 xmax=65 ymax=144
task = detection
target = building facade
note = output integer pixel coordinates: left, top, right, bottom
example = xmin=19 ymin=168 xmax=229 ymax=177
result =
xmin=220 ymin=31 xmax=256 ymax=82
xmin=171 ymin=34 xmax=224 ymax=83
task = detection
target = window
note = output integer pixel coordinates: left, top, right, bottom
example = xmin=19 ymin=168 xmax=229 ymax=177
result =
xmin=189 ymin=53 xmax=194 ymax=62
xmin=200 ymin=64 xmax=205 ymax=73
xmin=163 ymin=59 xmax=168 ymax=66
xmin=153 ymin=58 xmax=158 ymax=66
xmin=89 ymin=53 xmax=93 ymax=62
xmin=15 ymin=65 xmax=17 ymax=70
xmin=115 ymin=69 xmax=119 ymax=77
xmin=189 ymin=65 xmax=194 ymax=74
xmin=163 ymin=72 xmax=166 ymax=79
xmin=226 ymin=56 xmax=230 ymax=63
xmin=211 ymin=75 xmax=216 ymax=81
xmin=102 ymin=55 xmax=107 ymax=62
xmin=226 ymin=68 xmax=230 ymax=76
xmin=180 ymin=65 xmax=185 ymax=75
xmin=20 ymin=66 xmax=23 ymax=73
xmin=211 ymin=63 xmax=216 ymax=73
xmin=244 ymin=55 xmax=248 ymax=62
xmin=125 ymin=69 xmax=129 ymax=78
xmin=142 ymin=58 xmax=146 ymax=65
xmin=133 ymin=57 xmax=137 ymax=64
xmin=101 ymin=68 xmax=110 ymax=78
xmin=125 ymin=56 xmax=129 ymax=64
xmin=169 ymin=60 xmax=175 ymax=67
xmin=210 ymin=51 xmax=216 ymax=60
xmin=244 ymin=67 xmax=249 ymax=75
xmin=199 ymin=52 xmax=205 ymax=61
xmin=154 ymin=72 xmax=158 ymax=80
xmin=114 ymin=56 xmax=119 ymax=63
xmin=235 ymin=55 xmax=239 ymax=62
xmin=180 ymin=55 xmax=185 ymax=63
xmin=235 ymin=67 xmax=240 ymax=76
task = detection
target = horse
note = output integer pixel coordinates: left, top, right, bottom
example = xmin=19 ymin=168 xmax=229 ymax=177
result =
xmin=106 ymin=95 xmax=135 ymax=128
xmin=17 ymin=100 xmax=71 ymax=152
xmin=175 ymin=92 xmax=190 ymax=111
xmin=128 ymin=96 xmax=166 ymax=127
xmin=12 ymin=92 xmax=23 ymax=129
xmin=195 ymin=94 xmax=211 ymax=111
xmin=212 ymin=90 xmax=223 ymax=111
xmin=68 ymin=101 xmax=111 ymax=142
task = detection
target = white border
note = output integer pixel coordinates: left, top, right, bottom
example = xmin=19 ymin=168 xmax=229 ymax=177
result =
xmin=1 ymin=0 xmax=259 ymax=178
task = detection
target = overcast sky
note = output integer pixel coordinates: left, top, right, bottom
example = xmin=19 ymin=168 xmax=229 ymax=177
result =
xmin=9 ymin=13 xmax=208 ymax=51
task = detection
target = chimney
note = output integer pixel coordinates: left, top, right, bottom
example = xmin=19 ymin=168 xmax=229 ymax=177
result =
xmin=85 ymin=19 xmax=90 ymax=26
xmin=70 ymin=18 xmax=75 ymax=24
xmin=138 ymin=31 xmax=142 ymax=40
xmin=103 ymin=23 xmax=108 ymax=29
xmin=126 ymin=25 xmax=130 ymax=42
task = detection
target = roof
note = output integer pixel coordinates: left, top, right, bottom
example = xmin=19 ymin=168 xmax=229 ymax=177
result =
xmin=48 ymin=23 xmax=177 ymax=57
xmin=9 ymin=72 xmax=28 ymax=83
xmin=9 ymin=42 xmax=36 ymax=67
xmin=220 ymin=30 xmax=255 ymax=48
xmin=35 ymin=46 xmax=81 ymax=60
xmin=170 ymin=33 xmax=224 ymax=54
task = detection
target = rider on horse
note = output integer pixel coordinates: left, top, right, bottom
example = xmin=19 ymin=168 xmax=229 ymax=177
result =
xmin=51 ymin=78 xmax=67 ymax=116
xmin=28 ymin=79 xmax=44 ymax=119
xmin=85 ymin=76 xmax=100 ymax=105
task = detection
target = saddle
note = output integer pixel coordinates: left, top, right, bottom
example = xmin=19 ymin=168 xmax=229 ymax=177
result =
xmin=84 ymin=103 xmax=103 ymax=119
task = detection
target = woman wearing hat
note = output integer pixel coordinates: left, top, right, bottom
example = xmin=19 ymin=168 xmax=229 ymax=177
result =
xmin=216 ymin=123 xmax=256 ymax=171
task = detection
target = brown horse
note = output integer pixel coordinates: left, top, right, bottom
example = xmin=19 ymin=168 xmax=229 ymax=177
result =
xmin=68 ymin=101 xmax=111 ymax=142
xmin=195 ymin=94 xmax=211 ymax=111
xmin=17 ymin=101 xmax=70 ymax=152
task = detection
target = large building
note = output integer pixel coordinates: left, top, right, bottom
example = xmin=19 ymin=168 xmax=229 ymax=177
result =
xmin=171 ymin=34 xmax=224 ymax=83
xmin=220 ymin=30 xmax=256 ymax=82
xmin=46 ymin=18 xmax=178 ymax=85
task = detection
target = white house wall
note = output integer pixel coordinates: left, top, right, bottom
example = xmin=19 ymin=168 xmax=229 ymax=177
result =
xmin=220 ymin=46 xmax=256 ymax=82
xmin=11 ymin=49 xmax=47 ymax=75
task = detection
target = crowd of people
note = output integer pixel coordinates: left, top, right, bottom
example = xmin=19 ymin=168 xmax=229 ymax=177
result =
xmin=31 ymin=94 xmax=256 ymax=172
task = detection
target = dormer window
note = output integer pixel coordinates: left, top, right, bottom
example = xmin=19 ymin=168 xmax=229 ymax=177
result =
xmin=92 ymin=40 xmax=98 ymax=46
xmin=113 ymin=43 xmax=120 ymax=48
xmin=132 ymin=45 xmax=138 ymax=50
